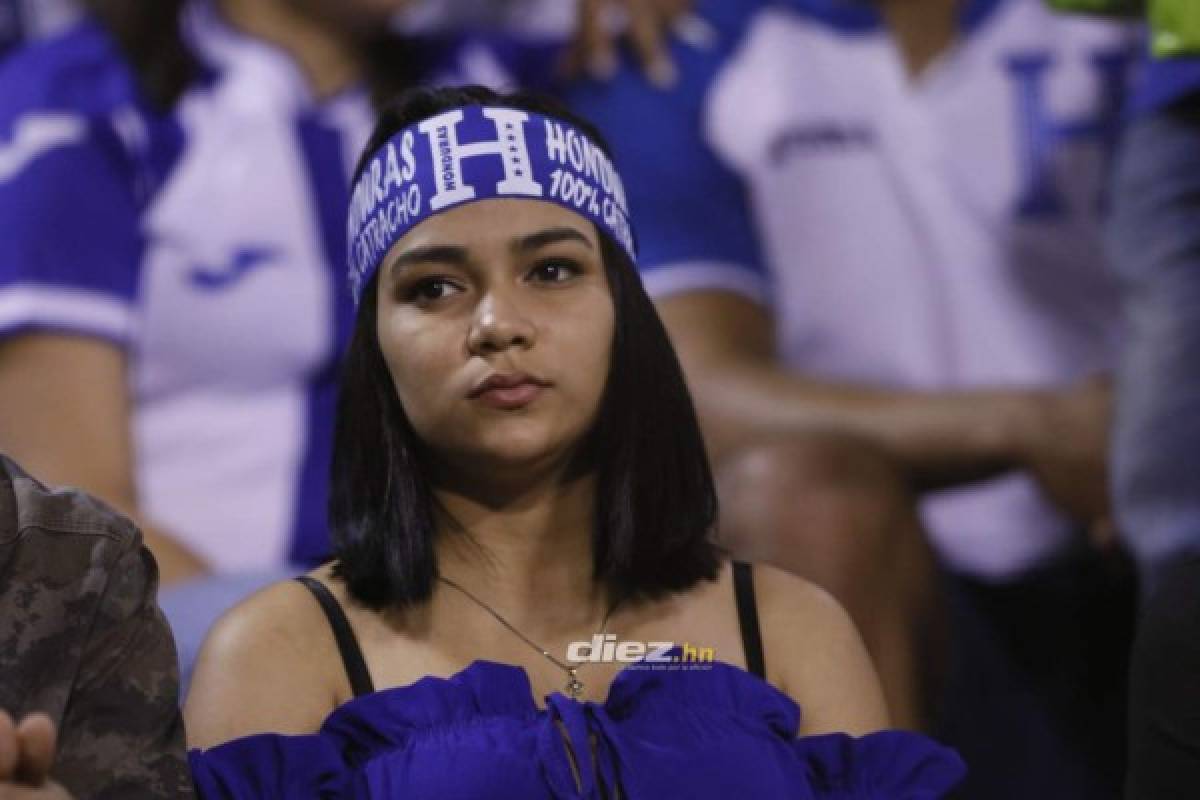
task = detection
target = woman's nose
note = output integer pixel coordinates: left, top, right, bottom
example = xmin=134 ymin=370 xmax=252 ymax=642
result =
xmin=466 ymin=291 xmax=537 ymax=355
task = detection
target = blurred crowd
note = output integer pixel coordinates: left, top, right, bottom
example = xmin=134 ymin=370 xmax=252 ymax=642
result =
xmin=1 ymin=0 xmax=1198 ymax=797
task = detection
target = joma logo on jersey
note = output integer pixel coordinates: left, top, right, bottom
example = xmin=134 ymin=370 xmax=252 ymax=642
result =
xmin=188 ymin=246 xmax=278 ymax=290
xmin=1006 ymin=46 xmax=1134 ymax=220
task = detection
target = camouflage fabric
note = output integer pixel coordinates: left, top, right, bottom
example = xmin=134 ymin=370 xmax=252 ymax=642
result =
xmin=0 ymin=455 xmax=193 ymax=799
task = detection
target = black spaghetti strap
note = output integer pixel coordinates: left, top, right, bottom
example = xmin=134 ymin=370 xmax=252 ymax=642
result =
xmin=294 ymin=575 xmax=375 ymax=697
xmin=732 ymin=561 xmax=766 ymax=680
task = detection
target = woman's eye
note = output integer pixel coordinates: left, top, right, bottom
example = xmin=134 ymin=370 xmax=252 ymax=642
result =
xmin=529 ymin=260 xmax=580 ymax=283
xmin=406 ymin=277 xmax=460 ymax=303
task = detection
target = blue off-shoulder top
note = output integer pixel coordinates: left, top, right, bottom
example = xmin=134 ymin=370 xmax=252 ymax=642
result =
xmin=188 ymin=565 xmax=966 ymax=798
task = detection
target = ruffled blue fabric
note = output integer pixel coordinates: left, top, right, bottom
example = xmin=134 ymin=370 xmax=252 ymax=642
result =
xmin=189 ymin=646 xmax=965 ymax=798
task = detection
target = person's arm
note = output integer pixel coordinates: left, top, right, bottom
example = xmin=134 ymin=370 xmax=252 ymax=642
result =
xmin=0 ymin=91 xmax=208 ymax=586
xmin=658 ymin=290 xmax=1112 ymax=522
xmin=0 ymin=334 xmax=208 ymax=586
xmin=49 ymin=536 xmax=192 ymax=799
xmin=185 ymin=580 xmax=343 ymax=748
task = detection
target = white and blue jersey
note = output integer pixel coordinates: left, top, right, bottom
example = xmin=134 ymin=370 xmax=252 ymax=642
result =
xmin=567 ymin=0 xmax=1139 ymax=578
xmin=0 ymin=4 xmax=558 ymax=571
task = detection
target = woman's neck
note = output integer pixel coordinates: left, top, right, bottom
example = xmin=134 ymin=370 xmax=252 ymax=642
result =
xmin=217 ymin=0 xmax=365 ymax=99
xmin=433 ymin=469 xmax=614 ymax=641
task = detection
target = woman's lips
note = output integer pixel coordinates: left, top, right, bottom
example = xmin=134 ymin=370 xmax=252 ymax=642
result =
xmin=472 ymin=382 xmax=545 ymax=410
xmin=468 ymin=372 xmax=550 ymax=410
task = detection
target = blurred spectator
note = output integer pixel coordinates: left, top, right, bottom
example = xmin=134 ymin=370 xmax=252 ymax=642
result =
xmin=565 ymin=0 xmax=1137 ymax=794
xmin=0 ymin=453 xmax=190 ymax=799
xmin=1106 ymin=54 xmax=1200 ymax=593
xmin=1104 ymin=40 xmax=1200 ymax=799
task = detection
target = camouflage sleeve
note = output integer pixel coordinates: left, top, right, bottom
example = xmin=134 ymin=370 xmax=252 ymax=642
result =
xmin=52 ymin=536 xmax=194 ymax=799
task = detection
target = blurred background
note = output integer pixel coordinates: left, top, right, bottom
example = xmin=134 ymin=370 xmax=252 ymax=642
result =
xmin=1 ymin=0 xmax=1197 ymax=797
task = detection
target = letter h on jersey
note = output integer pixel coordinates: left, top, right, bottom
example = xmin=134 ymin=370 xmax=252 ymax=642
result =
xmin=1006 ymin=47 xmax=1132 ymax=219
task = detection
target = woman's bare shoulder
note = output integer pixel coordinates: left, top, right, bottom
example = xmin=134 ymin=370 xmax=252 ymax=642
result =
xmin=751 ymin=562 xmax=849 ymax=637
xmin=183 ymin=569 xmax=346 ymax=748
xmin=750 ymin=562 xmax=890 ymax=736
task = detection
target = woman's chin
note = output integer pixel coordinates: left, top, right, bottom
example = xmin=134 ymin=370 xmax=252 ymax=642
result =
xmin=472 ymin=444 xmax=564 ymax=472
xmin=441 ymin=434 xmax=578 ymax=480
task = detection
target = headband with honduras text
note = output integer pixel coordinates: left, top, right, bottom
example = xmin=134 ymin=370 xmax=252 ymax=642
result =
xmin=346 ymin=105 xmax=637 ymax=306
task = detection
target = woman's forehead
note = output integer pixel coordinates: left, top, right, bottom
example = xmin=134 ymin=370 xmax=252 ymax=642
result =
xmin=395 ymin=198 xmax=600 ymax=251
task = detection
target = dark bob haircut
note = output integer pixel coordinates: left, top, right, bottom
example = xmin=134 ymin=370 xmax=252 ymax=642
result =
xmin=330 ymin=85 xmax=725 ymax=611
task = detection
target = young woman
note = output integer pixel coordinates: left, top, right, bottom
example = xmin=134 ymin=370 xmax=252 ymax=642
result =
xmin=184 ymin=86 xmax=965 ymax=797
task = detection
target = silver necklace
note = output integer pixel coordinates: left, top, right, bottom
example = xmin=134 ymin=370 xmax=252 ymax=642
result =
xmin=437 ymin=575 xmax=622 ymax=699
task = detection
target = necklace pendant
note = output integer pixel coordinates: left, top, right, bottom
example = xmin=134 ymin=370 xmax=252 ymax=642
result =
xmin=565 ymin=669 xmax=584 ymax=699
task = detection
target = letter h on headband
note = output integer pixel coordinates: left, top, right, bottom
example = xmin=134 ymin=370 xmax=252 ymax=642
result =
xmin=419 ymin=108 xmax=544 ymax=210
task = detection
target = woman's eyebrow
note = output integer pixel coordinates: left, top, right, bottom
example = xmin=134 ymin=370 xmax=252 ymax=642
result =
xmin=514 ymin=227 xmax=594 ymax=253
xmin=388 ymin=245 xmax=470 ymax=278
xmin=386 ymin=228 xmax=592 ymax=279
